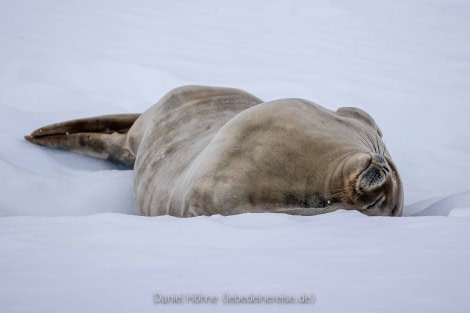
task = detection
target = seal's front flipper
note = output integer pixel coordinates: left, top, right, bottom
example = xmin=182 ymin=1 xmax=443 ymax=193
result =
xmin=25 ymin=114 xmax=140 ymax=166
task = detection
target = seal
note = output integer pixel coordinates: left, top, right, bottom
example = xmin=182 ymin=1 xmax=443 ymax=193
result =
xmin=25 ymin=85 xmax=404 ymax=217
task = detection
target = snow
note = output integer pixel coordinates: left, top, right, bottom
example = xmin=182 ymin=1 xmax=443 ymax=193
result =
xmin=1 ymin=0 xmax=469 ymax=312
xmin=2 ymin=212 xmax=469 ymax=313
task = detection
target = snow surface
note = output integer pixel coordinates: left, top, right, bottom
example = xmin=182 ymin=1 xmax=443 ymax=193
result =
xmin=1 ymin=0 xmax=470 ymax=312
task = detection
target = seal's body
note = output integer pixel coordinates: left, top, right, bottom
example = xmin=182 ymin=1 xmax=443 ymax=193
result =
xmin=26 ymin=85 xmax=403 ymax=217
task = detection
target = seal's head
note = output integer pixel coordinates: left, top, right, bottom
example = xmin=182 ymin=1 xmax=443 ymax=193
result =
xmin=336 ymin=152 xmax=403 ymax=216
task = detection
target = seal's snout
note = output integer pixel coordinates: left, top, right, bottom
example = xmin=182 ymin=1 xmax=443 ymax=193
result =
xmin=352 ymin=153 xmax=397 ymax=215
xmin=360 ymin=166 xmax=385 ymax=189
xmin=358 ymin=153 xmax=391 ymax=191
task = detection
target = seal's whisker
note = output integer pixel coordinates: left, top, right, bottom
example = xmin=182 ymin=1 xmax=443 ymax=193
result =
xmin=326 ymin=186 xmax=352 ymax=194
xmin=374 ymin=134 xmax=382 ymax=155
xmin=364 ymin=132 xmax=373 ymax=152
xmin=360 ymin=137 xmax=373 ymax=151
xmin=359 ymin=132 xmax=374 ymax=151
xmin=371 ymin=133 xmax=378 ymax=153
xmin=368 ymin=132 xmax=379 ymax=153
xmin=325 ymin=186 xmax=356 ymax=198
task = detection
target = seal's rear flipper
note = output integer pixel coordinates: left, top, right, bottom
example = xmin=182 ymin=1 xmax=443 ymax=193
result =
xmin=25 ymin=114 xmax=141 ymax=166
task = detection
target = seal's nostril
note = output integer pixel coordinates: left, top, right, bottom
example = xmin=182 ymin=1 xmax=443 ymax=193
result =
xmin=360 ymin=166 xmax=385 ymax=190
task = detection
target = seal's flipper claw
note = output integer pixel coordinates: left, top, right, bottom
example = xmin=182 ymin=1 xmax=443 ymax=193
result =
xmin=24 ymin=135 xmax=34 ymax=143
